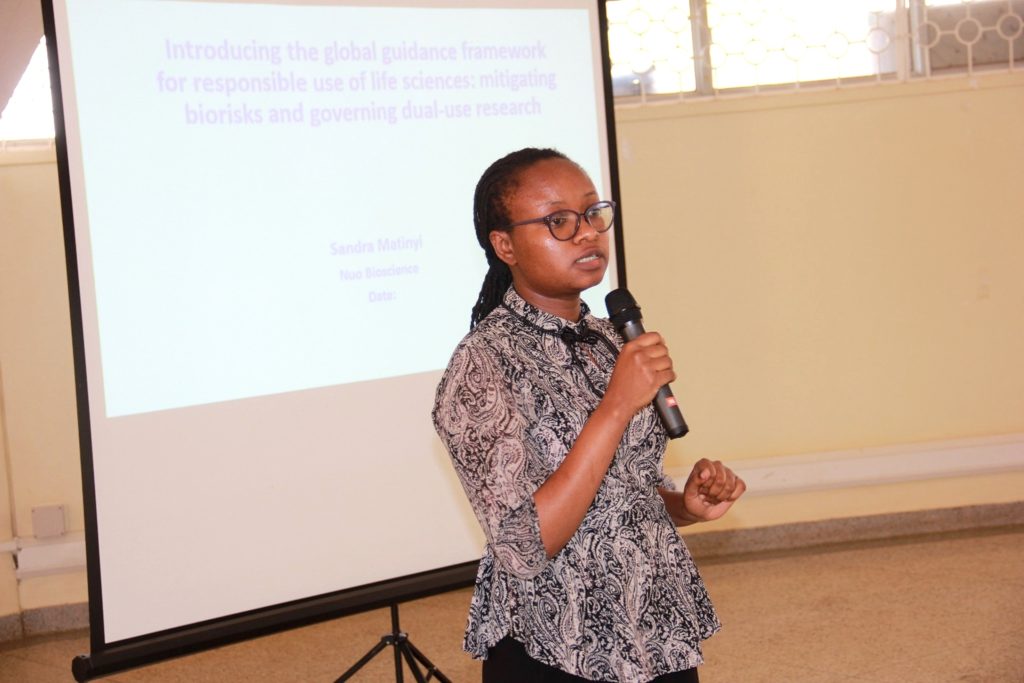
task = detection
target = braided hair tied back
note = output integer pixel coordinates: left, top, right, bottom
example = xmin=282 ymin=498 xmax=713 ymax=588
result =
xmin=470 ymin=147 xmax=573 ymax=329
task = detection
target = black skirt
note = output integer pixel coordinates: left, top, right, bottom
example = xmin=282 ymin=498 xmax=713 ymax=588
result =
xmin=483 ymin=636 xmax=700 ymax=683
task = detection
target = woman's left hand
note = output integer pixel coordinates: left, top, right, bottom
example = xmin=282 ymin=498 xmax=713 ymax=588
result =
xmin=680 ymin=458 xmax=746 ymax=522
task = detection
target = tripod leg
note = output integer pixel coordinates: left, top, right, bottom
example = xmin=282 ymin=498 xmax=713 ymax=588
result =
xmin=397 ymin=641 xmax=428 ymax=683
xmin=334 ymin=636 xmax=393 ymax=682
xmin=332 ymin=603 xmax=452 ymax=683
xmin=404 ymin=640 xmax=453 ymax=683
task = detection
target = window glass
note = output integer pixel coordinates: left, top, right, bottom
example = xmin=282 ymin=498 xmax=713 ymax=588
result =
xmin=608 ymin=0 xmax=698 ymax=96
xmin=706 ymin=0 xmax=898 ymax=89
xmin=607 ymin=0 xmax=1024 ymax=98
xmin=0 ymin=39 xmax=54 ymax=142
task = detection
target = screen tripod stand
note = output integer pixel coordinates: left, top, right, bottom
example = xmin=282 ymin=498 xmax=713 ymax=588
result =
xmin=335 ymin=603 xmax=452 ymax=682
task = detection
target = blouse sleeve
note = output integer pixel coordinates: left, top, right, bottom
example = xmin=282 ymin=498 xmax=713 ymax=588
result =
xmin=432 ymin=339 xmax=549 ymax=579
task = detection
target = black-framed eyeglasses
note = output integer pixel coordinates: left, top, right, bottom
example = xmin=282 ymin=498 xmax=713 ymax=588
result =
xmin=501 ymin=200 xmax=616 ymax=241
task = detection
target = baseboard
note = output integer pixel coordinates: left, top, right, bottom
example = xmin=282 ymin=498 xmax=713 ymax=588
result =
xmin=0 ymin=612 xmax=23 ymax=642
xmin=0 ymin=602 xmax=89 ymax=644
xmin=21 ymin=602 xmax=89 ymax=637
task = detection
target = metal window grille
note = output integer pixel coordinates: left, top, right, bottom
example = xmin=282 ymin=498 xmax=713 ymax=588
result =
xmin=608 ymin=0 xmax=1024 ymax=100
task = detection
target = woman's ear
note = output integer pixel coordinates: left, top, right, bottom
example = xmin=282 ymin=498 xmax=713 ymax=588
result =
xmin=489 ymin=230 xmax=516 ymax=267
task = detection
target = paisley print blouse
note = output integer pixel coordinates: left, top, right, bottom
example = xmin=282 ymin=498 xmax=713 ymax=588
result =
xmin=432 ymin=287 xmax=720 ymax=682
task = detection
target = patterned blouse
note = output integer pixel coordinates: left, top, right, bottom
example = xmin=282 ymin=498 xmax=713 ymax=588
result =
xmin=432 ymin=287 xmax=720 ymax=682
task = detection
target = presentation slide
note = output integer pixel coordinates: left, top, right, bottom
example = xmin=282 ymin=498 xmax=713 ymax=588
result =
xmin=52 ymin=0 xmax=618 ymax=645
xmin=63 ymin=0 xmax=613 ymax=417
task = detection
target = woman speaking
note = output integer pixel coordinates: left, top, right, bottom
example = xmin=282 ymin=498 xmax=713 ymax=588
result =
xmin=433 ymin=148 xmax=745 ymax=683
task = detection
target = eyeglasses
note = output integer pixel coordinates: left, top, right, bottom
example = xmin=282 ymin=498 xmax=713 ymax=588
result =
xmin=501 ymin=200 xmax=616 ymax=241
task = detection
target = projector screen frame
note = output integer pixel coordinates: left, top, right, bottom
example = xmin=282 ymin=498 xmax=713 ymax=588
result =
xmin=42 ymin=0 xmax=628 ymax=679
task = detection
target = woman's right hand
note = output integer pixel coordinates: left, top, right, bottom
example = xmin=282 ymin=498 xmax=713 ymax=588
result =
xmin=604 ymin=331 xmax=676 ymax=418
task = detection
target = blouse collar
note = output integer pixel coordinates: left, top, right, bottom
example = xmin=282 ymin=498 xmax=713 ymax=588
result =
xmin=502 ymin=286 xmax=592 ymax=334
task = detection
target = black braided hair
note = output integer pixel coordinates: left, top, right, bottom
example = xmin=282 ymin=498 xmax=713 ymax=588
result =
xmin=469 ymin=147 xmax=574 ymax=329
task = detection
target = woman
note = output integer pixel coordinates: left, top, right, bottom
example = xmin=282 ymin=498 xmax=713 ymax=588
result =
xmin=433 ymin=148 xmax=745 ymax=682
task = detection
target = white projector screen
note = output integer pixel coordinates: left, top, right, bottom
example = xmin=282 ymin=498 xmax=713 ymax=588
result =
xmin=45 ymin=0 xmax=622 ymax=677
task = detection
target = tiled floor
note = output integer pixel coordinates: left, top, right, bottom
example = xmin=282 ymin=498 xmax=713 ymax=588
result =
xmin=2 ymin=526 xmax=1022 ymax=682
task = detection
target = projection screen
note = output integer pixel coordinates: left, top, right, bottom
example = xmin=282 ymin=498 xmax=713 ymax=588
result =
xmin=44 ymin=0 xmax=623 ymax=678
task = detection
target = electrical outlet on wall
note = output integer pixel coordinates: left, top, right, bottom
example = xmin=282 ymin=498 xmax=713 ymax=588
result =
xmin=32 ymin=505 xmax=66 ymax=539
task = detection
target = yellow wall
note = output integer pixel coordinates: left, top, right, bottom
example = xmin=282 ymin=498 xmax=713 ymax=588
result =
xmin=616 ymin=73 xmax=1024 ymax=466
xmin=1 ymin=72 xmax=1022 ymax=617
xmin=1 ymin=383 xmax=19 ymax=617
xmin=0 ymin=147 xmax=87 ymax=617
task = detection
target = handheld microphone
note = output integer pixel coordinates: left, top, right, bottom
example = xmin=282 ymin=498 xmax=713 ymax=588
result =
xmin=605 ymin=288 xmax=689 ymax=439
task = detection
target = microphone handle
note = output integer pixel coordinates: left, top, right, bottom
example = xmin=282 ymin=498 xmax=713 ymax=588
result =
xmin=618 ymin=321 xmax=689 ymax=439
xmin=655 ymin=385 xmax=689 ymax=439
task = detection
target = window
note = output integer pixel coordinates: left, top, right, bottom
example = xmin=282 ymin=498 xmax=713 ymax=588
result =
xmin=0 ymin=39 xmax=54 ymax=142
xmin=608 ymin=0 xmax=1024 ymax=99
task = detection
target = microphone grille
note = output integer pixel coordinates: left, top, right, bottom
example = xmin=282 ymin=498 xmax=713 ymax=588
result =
xmin=605 ymin=288 xmax=641 ymax=328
